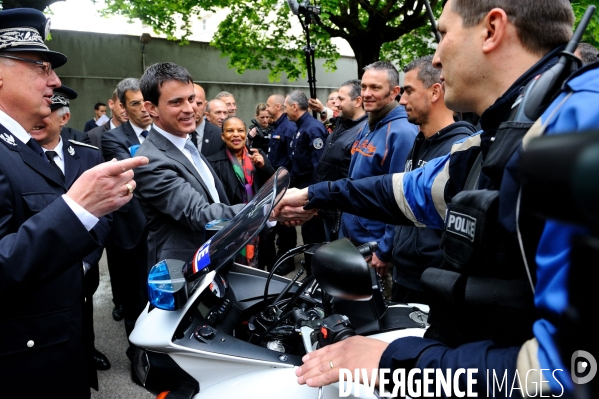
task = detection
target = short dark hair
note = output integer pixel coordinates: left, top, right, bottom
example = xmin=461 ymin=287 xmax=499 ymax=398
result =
xmin=403 ymin=55 xmax=440 ymax=88
xmin=577 ymin=42 xmax=599 ymax=65
xmin=140 ymin=62 xmax=193 ymax=106
xmin=340 ymin=79 xmax=361 ymax=100
xmin=116 ymin=78 xmax=140 ymax=105
xmin=450 ymin=0 xmax=573 ymax=56
xmin=286 ymin=90 xmax=309 ymax=111
xmin=221 ymin=116 xmax=246 ymax=133
xmin=94 ymin=102 xmax=106 ymax=110
xmin=363 ymin=61 xmax=399 ymax=88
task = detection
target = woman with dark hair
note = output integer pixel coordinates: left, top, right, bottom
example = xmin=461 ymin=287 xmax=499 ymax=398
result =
xmin=207 ymin=116 xmax=275 ymax=268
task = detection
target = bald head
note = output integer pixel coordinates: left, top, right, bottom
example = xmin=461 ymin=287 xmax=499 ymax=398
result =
xmin=266 ymin=94 xmax=286 ymax=120
xmin=193 ymin=84 xmax=207 ymax=125
xmin=205 ymin=99 xmax=229 ymax=128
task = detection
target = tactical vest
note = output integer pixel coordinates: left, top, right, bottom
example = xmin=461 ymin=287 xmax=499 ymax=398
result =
xmin=421 ymin=110 xmax=545 ymax=348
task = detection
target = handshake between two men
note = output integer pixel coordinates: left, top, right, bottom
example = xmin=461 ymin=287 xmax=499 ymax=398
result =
xmin=270 ymin=187 xmax=315 ymax=226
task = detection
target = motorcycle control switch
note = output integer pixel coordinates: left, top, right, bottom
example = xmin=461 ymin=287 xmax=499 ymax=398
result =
xmin=316 ymin=314 xmax=355 ymax=348
xmin=194 ymin=324 xmax=217 ymax=343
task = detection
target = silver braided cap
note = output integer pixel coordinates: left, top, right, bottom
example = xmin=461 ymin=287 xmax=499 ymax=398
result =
xmin=0 ymin=27 xmax=49 ymax=51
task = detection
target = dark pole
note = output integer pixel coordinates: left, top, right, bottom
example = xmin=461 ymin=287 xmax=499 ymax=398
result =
xmin=423 ymin=0 xmax=441 ymax=43
xmin=300 ymin=15 xmax=318 ymax=117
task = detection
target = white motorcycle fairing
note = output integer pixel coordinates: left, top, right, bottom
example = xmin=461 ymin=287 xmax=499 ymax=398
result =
xmin=131 ymin=266 xmax=427 ymax=398
xmin=130 ymin=169 xmax=429 ymax=398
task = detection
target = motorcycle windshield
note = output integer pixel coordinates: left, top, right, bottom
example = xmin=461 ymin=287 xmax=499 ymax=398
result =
xmin=183 ymin=167 xmax=289 ymax=279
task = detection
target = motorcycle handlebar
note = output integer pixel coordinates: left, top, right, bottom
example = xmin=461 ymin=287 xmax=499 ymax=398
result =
xmin=356 ymin=241 xmax=378 ymax=258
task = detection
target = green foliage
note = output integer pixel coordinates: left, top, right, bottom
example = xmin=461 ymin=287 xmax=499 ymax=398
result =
xmin=211 ymin=0 xmax=339 ymax=81
xmin=380 ymin=1 xmax=441 ymax=68
xmin=97 ymin=0 xmax=437 ymax=81
xmin=572 ymin=0 xmax=599 ymax=49
xmin=95 ymin=0 xmax=213 ymax=43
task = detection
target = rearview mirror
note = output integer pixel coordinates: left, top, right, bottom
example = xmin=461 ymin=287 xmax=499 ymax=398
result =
xmin=311 ymin=238 xmax=372 ymax=300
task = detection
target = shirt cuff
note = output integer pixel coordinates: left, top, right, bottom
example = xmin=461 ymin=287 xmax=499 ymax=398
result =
xmin=62 ymin=194 xmax=99 ymax=231
xmin=319 ymin=107 xmax=334 ymax=122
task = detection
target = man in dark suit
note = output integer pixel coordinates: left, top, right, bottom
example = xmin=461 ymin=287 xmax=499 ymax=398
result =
xmin=190 ymin=83 xmax=224 ymax=158
xmin=30 ymin=84 xmax=112 ymax=389
xmin=101 ymin=77 xmax=152 ymax=362
xmin=201 ymin=98 xmax=226 ymax=157
xmin=135 ymin=62 xmax=246 ymax=268
xmin=83 ymin=102 xmax=107 ymax=132
xmin=87 ymin=88 xmax=129 ymax=153
xmin=0 ymin=8 xmax=147 ymax=398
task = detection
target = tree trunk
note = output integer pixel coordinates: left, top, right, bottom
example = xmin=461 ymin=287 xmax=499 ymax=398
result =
xmin=347 ymin=36 xmax=385 ymax=78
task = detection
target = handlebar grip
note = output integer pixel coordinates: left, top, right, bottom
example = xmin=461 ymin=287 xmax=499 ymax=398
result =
xmin=356 ymin=241 xmax=378 ymax=258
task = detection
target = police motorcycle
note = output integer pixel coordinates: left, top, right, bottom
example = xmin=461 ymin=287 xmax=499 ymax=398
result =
xmin=130 ymin=167 xmax=429 ymax=399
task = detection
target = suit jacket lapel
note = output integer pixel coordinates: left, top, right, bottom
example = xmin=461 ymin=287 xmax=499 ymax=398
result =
xmin=201 ymin=152 xmax=230 ymax=205
xmin=125 ymin=121 xmax=141 ymax=146
xmin=150 ymin=129 xmax=218 ymax=202
xmin=0 ymin=124 xmax=65 ymax=188
xmin=20 ymin=141 xmax=66 ymax=188
xmin=201 ymin=123 xmax=218 ymax=157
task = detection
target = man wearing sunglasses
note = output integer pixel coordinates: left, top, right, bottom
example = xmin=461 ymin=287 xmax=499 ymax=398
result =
xmin=0 ymin=8 xmax=147 ymax=398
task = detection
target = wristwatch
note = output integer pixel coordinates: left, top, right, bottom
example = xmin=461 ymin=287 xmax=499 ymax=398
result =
xmin=320 ymin=109 xmax=327 ymax=120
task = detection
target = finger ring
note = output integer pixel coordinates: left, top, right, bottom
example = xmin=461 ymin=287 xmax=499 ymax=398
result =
xmin=125 ymin=183 xmax=134 ymax=195
xmin=329 ymin=360 xmax=334 ymax=370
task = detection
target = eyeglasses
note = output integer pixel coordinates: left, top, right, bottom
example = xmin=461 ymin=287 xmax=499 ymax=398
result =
xmin=0 ymin=54 xmax=52 ymax=76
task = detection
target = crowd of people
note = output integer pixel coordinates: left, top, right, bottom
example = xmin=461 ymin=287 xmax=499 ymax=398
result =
xmin=0 ymin=0 xmax=598 ymax=397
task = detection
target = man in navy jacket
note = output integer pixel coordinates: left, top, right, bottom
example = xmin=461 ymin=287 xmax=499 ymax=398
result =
xmin=0 ymin=8 xmax=147 ymax=398
xmin=391 ymin=55 xmax=476 ymax=303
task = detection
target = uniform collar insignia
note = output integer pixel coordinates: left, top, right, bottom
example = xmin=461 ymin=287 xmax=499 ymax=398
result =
xmin=68 ymin=145 xmax=75 ymax=156
xmin=0 ymin=132 xmax=16 ymax=146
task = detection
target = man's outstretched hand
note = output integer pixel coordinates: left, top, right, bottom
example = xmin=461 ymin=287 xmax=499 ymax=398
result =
xmin=66 ymin=156 xmax=149 ymax=218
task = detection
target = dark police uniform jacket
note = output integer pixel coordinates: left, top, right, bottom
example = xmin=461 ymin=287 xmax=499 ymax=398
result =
xmin=0 ymin=125 xmax=106 ymax=398
xmin=289 ymin=112 xmax=327 ymax=189
xmin=267 ymin=113 xmax=296 ymax=170
xmin=313 ymin=114 xmax=368 ymax=184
